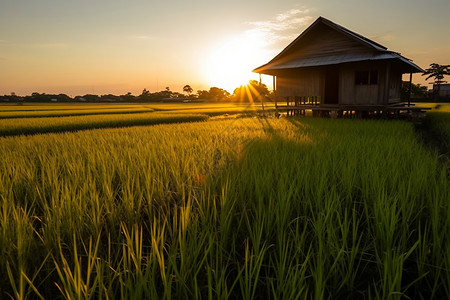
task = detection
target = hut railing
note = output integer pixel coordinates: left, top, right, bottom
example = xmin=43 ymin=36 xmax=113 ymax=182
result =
xmin=275 ymin=96 xmax=321 ymax=116
xmin=285 ymin=96 xmax=321 ymax=107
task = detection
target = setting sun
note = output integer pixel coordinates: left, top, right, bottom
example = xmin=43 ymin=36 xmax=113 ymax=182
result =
xmin=204 ymin=30 xmax=271 ymax=93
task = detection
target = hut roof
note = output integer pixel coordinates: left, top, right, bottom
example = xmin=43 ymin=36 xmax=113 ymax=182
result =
xmin=253 ymin=17 xmax=423 ymax=75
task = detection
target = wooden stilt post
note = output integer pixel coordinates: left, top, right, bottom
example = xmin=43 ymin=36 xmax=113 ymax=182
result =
xmin=259 ymin=73 xmax=264 ymax=111
xmin=273 ymin=75 xmax=278 ymax=116
xmin=408 ymin=73 xmax=412 ymax=107
xmin=286 ymin=97 xmax=289 ymax=116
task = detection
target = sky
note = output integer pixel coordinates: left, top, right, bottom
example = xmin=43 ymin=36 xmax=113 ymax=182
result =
xmin=0 ymin=0 xmax=449 ymax=96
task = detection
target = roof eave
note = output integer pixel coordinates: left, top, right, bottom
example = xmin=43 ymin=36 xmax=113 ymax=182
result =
xmin=253 ymin=57 xmax=424 ymax=75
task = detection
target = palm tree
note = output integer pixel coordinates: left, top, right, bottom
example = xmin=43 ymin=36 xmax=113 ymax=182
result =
xmin=422 ymin=63 xmax=450 ymax=99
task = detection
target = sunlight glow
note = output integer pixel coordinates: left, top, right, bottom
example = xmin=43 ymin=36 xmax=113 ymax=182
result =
xmin=204 ymin=30 xmax=271 ymax=93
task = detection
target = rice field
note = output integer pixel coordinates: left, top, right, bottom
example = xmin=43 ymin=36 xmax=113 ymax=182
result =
xmin=0 ymin=107 xmax=155 ymax=119
xmin=0 ymin=103 xmax=449 ymax=299
xmin=0 ymin=112 xmax=210 ymax=136
xmin=0 ymin=104 xmax=147 ymax=112
xmin=430 ymin=113 xmax=450 ymax=146
xmin=423 ymin=104 xmax=450 ymax=153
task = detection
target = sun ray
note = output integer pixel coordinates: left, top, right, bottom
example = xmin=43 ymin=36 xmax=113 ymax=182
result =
xmin=247 ymin=83 xmax=262 ymax=103
xmin=244 ymin=85 xmax=254 ymax=104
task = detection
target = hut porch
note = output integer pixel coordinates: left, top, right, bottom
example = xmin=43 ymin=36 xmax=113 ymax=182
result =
xmin=276 ymin=96 xmax=431 ymax=118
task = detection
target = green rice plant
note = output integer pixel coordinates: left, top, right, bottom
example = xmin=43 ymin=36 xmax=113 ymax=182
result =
xmin=1 ymin=201 xmax=48 ymax=300
xmin=426 ymin=111 xmax=450 ymax=152
xmin=414 ymin=102 xmax=450 ymax=112
xmin=0 ymin=112 xmax=209 ymax=136
xmin=0 ymin=107 xmax=154 ymax=119
xmin=0 ymin=103 xmax=149 ymax=112
xmin=238 ymin=239 xmax=268 ymax=299
xmin=145 ymin=102 xmax=276 ymax=117
xmin=147 ymin=103 xmax=274 ymax=112
xmin=268 ymin=223 xmax=311 ymax=300
xmin=53 ymin=234 xmax=103 ymax=300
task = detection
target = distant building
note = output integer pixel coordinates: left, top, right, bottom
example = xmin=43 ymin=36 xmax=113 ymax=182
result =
xmin=253 ymin=17 xmax=425 ymax=116
xmin=433 ymin=84 xmax=450 ymax=98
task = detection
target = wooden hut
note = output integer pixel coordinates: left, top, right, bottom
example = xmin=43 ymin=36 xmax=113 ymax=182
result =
xmin=253 ymin=17 xmax=428 ymax=117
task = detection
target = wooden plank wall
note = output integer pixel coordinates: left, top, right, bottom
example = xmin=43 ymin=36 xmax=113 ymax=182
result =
xmin=275 ymin=62 xmax=402 ymax=106
xmin=388 ymin=71 xmax=402 ymax=103
xmin=340 ymin=62 xmax=387 ymax=105
xmin=276 ymin=69 xmax=323 ymax=98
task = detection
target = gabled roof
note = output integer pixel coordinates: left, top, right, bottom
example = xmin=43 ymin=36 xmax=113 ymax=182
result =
xmin=253 ymin=17 xmax=423 ymax=74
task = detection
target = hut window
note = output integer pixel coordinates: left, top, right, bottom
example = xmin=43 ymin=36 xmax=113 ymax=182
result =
xmin=355 ymin=70 xmax=378 ymax=85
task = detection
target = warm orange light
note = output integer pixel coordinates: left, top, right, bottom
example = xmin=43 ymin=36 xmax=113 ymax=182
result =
xmin=232 ymin=81 xmax=267 ymax=104
xmin=204 ymin=31 xmax=270 ymax=93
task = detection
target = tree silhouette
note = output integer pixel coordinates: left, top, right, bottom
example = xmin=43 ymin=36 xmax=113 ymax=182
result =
xmin=183 ymin=85 xmax=193 ymax=97
xmin=232 ymin=80 xmax=270 ymax=103
xmin=163 ymin=87 xmax=172 ymax=98
xmin=401 ymin=81 xmax=428 ymax=100
xmin=422 ymin=63 xmax=450 ymax=98
xmin=208 ymin=87 xmax=230 ymax=101
xmin=197 ymin=90 xmax=209 ymax=99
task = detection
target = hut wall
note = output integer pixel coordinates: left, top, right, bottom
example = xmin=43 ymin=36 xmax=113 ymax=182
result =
xmin=274 ymin=62 xmax=403 ymax=105
xmin=339 ymin=62 xmax=388 ymax=105
xmin=276 ymin=69 xmax=323 ymax=98
xmin=388 ymin=70 xmax=402 ymax=103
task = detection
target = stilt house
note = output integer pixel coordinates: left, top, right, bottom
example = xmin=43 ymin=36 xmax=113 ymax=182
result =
xmin=253 ymin=17 xmax=426 ymax=116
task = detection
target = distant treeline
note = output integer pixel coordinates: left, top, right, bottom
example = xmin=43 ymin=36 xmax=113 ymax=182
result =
xmin=1 ymin=81 xmax=273 ymax=103
xmin=3 ymin=80 xmax=440 ymax=103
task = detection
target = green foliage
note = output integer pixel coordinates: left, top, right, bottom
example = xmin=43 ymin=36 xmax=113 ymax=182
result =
xmin=423 ymin=63 xmax=450 ymax=85
xmin=423 ymin=63 xmax=450 ymax=99
xmin=401 ymin=81 xmax=428 ymax=100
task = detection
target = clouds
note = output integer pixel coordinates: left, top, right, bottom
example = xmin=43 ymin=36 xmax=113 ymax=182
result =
xmin=276 ymin=9 xmax=305 ymax=22
xmin=246 ymin=8 xmax=314 ymax=47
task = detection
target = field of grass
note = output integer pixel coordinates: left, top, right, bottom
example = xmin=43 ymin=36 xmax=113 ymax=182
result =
xmin=0 ymin=103 xmax=147 ymax=112
xmin=0 ymin=107 xmax=155 ymax=119
xmin=414 ymin=102 xmax=450 ymax=112
xmin=0 ymin=103 xmax=449 ymax=299
xmin=0 ymin=112 xmax=209 ymax=136
xmin=0 ymin=102 xmax=273 ymax=113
